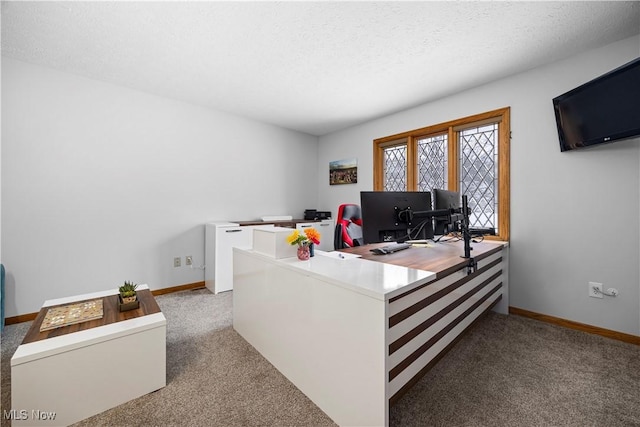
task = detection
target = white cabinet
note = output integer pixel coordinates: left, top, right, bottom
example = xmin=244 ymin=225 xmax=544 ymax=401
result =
xmin=296 ymin=219 xmax=334 ymax=252
xmin=205 ymin=222 xmax=273 ymax=294
xmin=205 ymin=219 xmax=333 ymax=294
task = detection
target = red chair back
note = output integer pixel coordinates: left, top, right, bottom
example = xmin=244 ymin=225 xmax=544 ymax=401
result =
xmin=334 ymin=204 xmax=364 ymax=249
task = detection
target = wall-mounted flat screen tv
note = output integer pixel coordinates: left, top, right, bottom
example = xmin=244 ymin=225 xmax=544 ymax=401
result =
xmin=553 ymin=57 xmax=640 ymax=152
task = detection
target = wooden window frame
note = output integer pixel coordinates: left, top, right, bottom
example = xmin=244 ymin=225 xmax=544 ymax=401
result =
xmin=373 ymin=107 xmax=510 ymax=241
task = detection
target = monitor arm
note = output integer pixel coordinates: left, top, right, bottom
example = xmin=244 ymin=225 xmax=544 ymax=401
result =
xmin=394 ymin=207 xmax=453 ymax=224
xmin=395 ymin=195 xmax=492 ymax=275
xmin=460 ymin=195 xmax=476 ymax=274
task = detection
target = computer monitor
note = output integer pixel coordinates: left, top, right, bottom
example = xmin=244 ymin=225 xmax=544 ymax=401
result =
xmin=360 ymin=191 xmax=434 ymax=244
xmin=433 ymin=188 xmax=462 ymax=235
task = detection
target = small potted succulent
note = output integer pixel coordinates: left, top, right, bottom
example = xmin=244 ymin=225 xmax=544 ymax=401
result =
xmin=118 ymin=281 xmax=139 ymax=311
xmin=119 ymin=281 xmax=138 ymax=303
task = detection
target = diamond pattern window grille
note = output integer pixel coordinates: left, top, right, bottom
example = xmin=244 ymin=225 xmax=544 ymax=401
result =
xmin=417 ymin=134 xmax=448 ymax=192
xmin=383 ymin=145 xmax=407 ymax=191
xmin=374 ymin=108 xmax=509 ymax=240
xmin=459 ymin=123 xmax=498 ymax=232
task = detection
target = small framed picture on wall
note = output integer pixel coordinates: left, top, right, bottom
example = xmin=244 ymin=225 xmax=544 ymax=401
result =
xmin=329 ymin=158 xmax=357 ymax=185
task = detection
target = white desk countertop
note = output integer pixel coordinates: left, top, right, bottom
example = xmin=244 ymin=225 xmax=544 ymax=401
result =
xmin=236 ymin=249 xmax=436 ymax=301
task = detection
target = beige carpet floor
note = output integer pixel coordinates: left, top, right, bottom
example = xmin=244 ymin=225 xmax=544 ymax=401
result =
xmin=2 ymin=288 xmax=638 ymax=426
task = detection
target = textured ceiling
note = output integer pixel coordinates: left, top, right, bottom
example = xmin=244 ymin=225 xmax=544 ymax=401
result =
xmin=2 ymin=1 xmax=639 ymax=136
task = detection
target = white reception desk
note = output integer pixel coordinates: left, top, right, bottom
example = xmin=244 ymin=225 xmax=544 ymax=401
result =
xmin=233 ymin=240 xmax=508 ymax=426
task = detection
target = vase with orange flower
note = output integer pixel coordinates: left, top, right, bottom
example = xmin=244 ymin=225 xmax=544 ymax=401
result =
xmin=286 ymin=227 xmax=321 ymax=261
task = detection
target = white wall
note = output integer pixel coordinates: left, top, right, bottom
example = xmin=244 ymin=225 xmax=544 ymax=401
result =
xmin=1 ymin=57 xmax=318 ymax=317
xmin=317 ymin=36 xmax=640 ymax=335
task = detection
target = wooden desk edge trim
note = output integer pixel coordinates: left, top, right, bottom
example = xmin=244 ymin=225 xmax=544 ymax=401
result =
xmin=434 ymin=244 xmax=504 ymax=280
xmin=389 ymin=256 xmax=502 ymax=305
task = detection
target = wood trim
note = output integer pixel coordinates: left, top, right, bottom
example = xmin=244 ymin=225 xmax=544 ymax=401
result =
xmin=389 ymin=256 xmax=502 ymax=305
xmin=389 ymin=273 xmax=502 ymax=354
xmin=432 ymin=248 xmax=501 ymax=281
xmin=372 ymin=107 xmax=511 ymax=241
xmin=21 ymin=289 xmax=162 ymax=345
xmin=406 ymin=135 xmax=416 ymax=190
xmin=509 ymin=306 xmax=640 ymax=346
xmin=389 ymin=257 xmax=502 ymax=325
xmin=388 ymin=284 xmax=501 ymax=381
xmin=497 ymin=107 xmax=511 ymax=241
xmin=452 ymin=116 xmax=503 ymax=131
xmin=389 ymin=295 xmax=502 ymax=405
xmin=343 ymin=241 xmax=504 ymax=287
xmin=448 ymin=127 xmax=458 ymax=192
xmin=373 ymin=139 xmax=384 ymax=190
xmin=374 ymin=107 xmax=510 ymax=144
xmin=151 ymin=281 xmax=205 ymax=296
xmin=373 ymin=137 xmax=408 ymax=191
xmin=5 ymin=312 xmax=38 ymax=325
xmin=3 ymin=281 xmax=206 ymax=326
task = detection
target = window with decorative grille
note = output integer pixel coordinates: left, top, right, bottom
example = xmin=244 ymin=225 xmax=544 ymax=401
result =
xmin=382 ymin=144 xmax=407 ymax=191
xmin=373 ymin=107 xmax=510 ymax=241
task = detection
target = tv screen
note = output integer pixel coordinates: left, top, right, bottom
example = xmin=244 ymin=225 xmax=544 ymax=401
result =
xmin=360 ymin=191 xmax=434 ymax=244
xmin=553 ymin=57 xmax=640 ymax=152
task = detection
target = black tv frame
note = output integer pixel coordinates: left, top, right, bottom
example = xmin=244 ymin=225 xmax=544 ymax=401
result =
xmin=553 ymin=56 xmax=640 ymax=152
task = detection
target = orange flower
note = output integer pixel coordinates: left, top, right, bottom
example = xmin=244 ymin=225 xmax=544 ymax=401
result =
xmin=304 ymin=227 xmax=321 ymax=245
xmin=286 ymin=227 xmax=321 ymax=246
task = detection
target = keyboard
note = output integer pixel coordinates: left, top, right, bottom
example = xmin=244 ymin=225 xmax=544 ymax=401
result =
xmin=370 ymin=243 xmax=412 ymax=255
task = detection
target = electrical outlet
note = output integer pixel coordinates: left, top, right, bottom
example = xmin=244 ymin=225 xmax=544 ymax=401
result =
xmin=186 ymin=255 xmax=193 ymax=266
xmin=174 ymin=257 xmax=181 ymax=268
xmin=589 ymin=282 xmax=603 ymax=299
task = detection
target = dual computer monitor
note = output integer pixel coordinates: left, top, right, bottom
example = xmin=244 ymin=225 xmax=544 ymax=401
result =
xmin=360 ymin=189 xmax=461 ymax=244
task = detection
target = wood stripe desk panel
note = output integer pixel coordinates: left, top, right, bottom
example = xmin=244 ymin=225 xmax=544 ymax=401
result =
xmin=343 ymin=241 xmax=505 ymax=405
xmin=234 ymin=240 xmax=508 ymax=426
